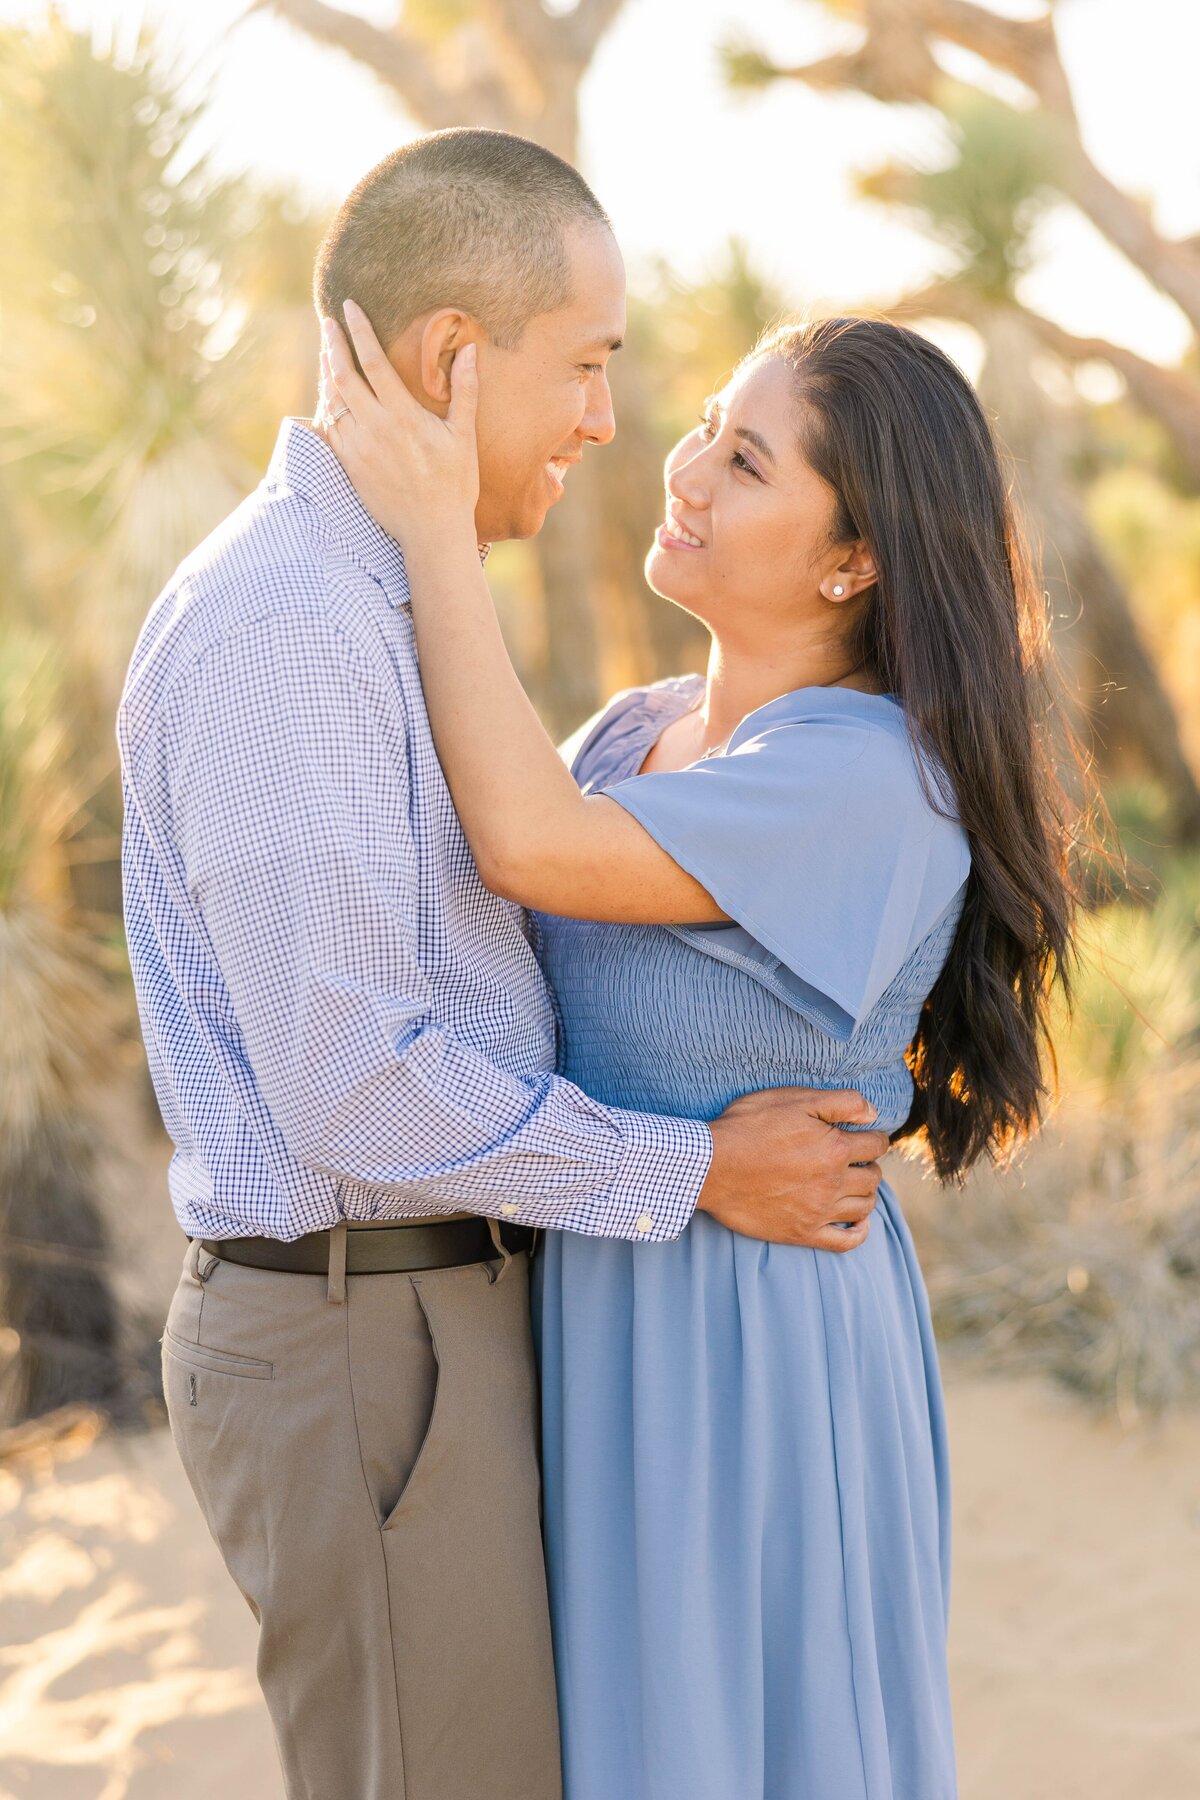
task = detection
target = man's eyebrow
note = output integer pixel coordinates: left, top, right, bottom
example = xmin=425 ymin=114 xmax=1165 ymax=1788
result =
xmin=578 ymin=335 xmax=624 ymax=355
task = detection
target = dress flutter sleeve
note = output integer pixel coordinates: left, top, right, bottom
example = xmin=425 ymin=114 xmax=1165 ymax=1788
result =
xmin=601 ymin=692 xmax=971 ymax=1041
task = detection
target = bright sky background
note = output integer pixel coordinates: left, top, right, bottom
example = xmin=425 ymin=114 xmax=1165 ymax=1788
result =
xmin=8 ymin=0 xmax=1200 ymax=363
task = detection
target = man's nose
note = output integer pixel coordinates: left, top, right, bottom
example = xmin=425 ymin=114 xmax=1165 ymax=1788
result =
xmin=581 ymin=372 xmax=616 ymax=447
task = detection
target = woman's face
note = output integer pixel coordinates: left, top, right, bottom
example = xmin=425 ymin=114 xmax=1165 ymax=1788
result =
xmin=645 ymin=355 xmax=855 ymax=644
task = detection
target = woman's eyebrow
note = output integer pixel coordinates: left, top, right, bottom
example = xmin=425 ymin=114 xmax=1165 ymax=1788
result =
xmin=705 ymin=399 xmax=776 ymax=466
xmin=735 ymin=426 xmax=776 ymax=466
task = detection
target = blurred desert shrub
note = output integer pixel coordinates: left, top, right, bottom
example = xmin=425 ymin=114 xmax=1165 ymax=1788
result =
xmin=914 ymin=866 xmax=1200 ymax=1422
xmin=1088 ymin=469 xmax=1200 ymax=775
xmin=0 ymin=17 xmax=323 ymax=1423
xmin=0 ymin=17 xmax=323 ymax=704
xmin=0 ymin=629 xmax=121 ymax=1420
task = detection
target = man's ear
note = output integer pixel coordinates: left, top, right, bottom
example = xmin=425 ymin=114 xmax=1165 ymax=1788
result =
xmin=386 ymin=309 xmax=477 ymax=412
xmin=418 ymin=309 xmax=477 ymax=411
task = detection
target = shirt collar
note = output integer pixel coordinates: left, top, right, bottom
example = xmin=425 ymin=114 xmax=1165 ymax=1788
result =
xmin=267 ymin=418 xmax=411 ymax=605
xmin=266 ymin=419 xmax=493 ymax=604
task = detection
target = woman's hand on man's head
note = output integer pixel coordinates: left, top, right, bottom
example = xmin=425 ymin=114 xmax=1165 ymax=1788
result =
xmin=319 ymin=300 xmax=481 ymax=552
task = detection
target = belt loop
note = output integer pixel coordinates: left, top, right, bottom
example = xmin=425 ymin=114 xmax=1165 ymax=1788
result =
xmin=485 ymin=1216 xmax=514 ymax=1285
xmin=327 ymin=1221 xmax=348 ymax=1305
xmin=186 ymin=1237 xmax=219 ymax=1284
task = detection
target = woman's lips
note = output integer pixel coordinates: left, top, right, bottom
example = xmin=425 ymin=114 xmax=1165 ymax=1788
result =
xmin=654 ymin=523 xmax=705 ymax=552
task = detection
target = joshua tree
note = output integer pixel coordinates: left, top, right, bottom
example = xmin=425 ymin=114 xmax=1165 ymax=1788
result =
xmin=725 ymin=3 xmax=1200 ymax=838
xmin=852 ymin=96 xmax=1200 ymax=835
xmin=723 ymin=0 xmax=1200 ymax=484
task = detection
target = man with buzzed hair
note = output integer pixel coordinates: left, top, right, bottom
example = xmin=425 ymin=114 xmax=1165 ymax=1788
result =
xmin=119 ymin=128 xmax=885 ymax=1800
xmin=315 ymin=128 xmax=609 ymax=357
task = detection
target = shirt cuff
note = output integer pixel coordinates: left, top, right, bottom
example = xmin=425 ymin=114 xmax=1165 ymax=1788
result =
xmin=596 ymin=1109 xmax=712 ymax=1243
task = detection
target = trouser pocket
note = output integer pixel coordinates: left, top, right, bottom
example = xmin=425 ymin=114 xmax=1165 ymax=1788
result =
xmin=345 ymin=1267 xmax=440 ymax=1528
xmin=163 ymin=1328 xmax=273 ymax=1379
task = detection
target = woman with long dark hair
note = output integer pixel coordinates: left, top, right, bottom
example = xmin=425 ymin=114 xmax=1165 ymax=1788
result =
xmin=322 ymin=312 xmax=1083 ymax=1799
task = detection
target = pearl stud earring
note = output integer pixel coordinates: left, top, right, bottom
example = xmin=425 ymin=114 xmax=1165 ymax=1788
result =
xmin=832 ymin=584 xmax=845 ymax=596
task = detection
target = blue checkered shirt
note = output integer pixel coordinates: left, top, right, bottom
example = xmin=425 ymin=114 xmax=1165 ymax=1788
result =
xmin=118 ymin=419 xmax=711 ymax=1243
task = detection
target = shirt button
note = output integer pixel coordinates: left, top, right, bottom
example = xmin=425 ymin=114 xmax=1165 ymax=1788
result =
xmin=635 ymin=1211 xmax=654 ymax=1235
xmin=501 ymin=1202 xmax=518 ymax=1216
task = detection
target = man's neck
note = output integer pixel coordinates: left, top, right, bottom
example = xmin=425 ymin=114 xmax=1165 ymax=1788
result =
xmin=301 ymin=415 xmax=491 ymax=561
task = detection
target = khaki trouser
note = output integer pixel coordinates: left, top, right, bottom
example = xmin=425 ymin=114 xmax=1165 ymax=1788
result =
xmin=161 ymin=1232 xmax=562 ymax=1800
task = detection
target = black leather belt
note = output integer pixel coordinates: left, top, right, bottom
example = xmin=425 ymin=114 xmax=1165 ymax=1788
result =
xmin=199 ymin=1218 xmax=534 ymax=1276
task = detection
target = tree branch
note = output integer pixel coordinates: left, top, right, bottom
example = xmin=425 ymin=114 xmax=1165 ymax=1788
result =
xmin=753 ymin=1 xmax=1200 ymax=337
xmin=1019 ymin=311 xmax=1200 ymax=489
xmin=899 ymin=280 xmax=1200 ymax=486
xmin=475 ymin=0 xmax=565 ymax=79
xmin=1060 ymin=144 xmax=1200 ymax=338
xmin=561 ymin=0 xmax=629 ymax=62
xmin=915 ymin=0 xmax=1072 ymax=116
xmin=255 ymin=0 xmax=483 ymax=130
xmin=759 ymin=42 xmax=939 ymax=106
xmin=470 ymin=0 xmax=629 ymax=96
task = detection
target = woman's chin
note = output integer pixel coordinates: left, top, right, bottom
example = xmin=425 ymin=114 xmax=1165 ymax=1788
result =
xmin=644 ymin=540 xmax=698 ymax=592
xmin=644 ymin=545 xmax=711 ymax=621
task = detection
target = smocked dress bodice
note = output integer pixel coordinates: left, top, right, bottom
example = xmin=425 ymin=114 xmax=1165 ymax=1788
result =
xmin=535 ymin=674 xmax=967 ymax=1133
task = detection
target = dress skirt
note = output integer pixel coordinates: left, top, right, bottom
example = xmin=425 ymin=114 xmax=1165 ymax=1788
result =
xmin=532 ymin=1182 xmax=958 ymax=1800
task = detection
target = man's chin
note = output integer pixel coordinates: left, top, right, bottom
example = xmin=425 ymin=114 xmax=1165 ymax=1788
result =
xmin=498 ymin=502 xmax=555 ymax=543
xmin=470 ymin=494 xmax=547 ymax=543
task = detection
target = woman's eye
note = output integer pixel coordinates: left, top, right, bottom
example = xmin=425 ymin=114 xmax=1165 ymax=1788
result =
xmin=698 ymin=416 xmax=757 ymax=476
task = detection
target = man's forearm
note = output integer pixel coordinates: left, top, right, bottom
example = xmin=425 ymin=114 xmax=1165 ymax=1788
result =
xmin=288 ymin=1019 xmax=713 ymax=1243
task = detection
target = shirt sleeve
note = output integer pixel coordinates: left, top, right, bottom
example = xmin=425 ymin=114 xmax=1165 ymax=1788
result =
xmin=602 ymin=710 xmax=971 ymax=1040
xmin=167 ymin=608 xmax=710 ymax=1242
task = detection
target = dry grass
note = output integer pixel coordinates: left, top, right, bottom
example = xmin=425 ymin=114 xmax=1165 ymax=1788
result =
xmin=911 ymin=873 xmax=1200 ymax=1422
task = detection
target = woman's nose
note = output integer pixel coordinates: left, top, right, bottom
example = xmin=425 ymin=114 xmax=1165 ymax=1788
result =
xmin=664 ymin=431 xmax=711 ymax=508
xmin=667 ymin=458 xmax=709 ymax=510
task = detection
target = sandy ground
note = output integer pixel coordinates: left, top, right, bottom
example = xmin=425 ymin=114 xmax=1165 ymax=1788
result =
xmin=0 ymin=1369 xmax=1197 ymax=1800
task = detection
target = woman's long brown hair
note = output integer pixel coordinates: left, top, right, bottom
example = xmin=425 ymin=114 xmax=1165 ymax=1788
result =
xmin=757 ymin=317 xmax=1092 ymax=1181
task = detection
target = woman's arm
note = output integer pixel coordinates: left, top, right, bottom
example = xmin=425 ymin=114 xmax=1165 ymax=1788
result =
xmin=321 ymin=307 xmax=726 ymax=924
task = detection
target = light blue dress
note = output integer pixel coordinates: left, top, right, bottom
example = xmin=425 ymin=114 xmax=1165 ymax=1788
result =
xmin=532 ymin=677 xmax=972 ymax=1800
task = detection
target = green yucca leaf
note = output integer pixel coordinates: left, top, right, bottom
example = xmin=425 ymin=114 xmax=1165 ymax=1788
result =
xmin=860 ymin=91 xmax=1061 ymax=301
xmin=0 ymin=20 xmax=250 ymax=518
